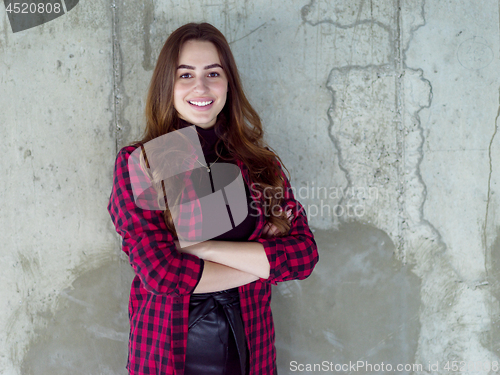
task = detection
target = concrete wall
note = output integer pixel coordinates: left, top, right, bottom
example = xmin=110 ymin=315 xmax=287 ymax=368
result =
xmin=1 ymin=0 xmax=499 ymax=374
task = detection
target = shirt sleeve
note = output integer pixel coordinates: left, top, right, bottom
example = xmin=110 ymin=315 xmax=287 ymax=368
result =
xmin=107 ymin=146 xmax=204 ymax=296
xmin=254 ymin=159 xmax=319 ymax=286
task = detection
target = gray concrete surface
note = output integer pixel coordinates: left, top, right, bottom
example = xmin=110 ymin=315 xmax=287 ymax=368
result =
xmin=272 ymin=224 xmax=421 ymax=374
xmin=1 ymin=0 xmax=499 ymax=374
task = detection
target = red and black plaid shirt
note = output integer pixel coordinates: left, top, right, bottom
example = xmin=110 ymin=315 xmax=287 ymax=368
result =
xmin=107 ymin=145 xmax=319 ymax=375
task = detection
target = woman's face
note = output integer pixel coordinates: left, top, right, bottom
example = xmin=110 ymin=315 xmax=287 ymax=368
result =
xmin=173 ymin=40 xmax=228 ymax=129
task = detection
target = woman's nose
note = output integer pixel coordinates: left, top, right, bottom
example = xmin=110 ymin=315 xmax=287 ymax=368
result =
xmin=193 ymin=77 xmax=209 ymax=93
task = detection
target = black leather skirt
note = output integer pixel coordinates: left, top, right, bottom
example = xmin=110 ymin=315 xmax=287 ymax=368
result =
xmin=184 ymin=287 xmax=249 ymax=375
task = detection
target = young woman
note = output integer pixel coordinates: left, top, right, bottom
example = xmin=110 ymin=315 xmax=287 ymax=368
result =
xmin=108 ymin=22 xmax=318 ymax=375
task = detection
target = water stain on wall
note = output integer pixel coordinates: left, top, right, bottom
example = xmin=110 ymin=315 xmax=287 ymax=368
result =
xmin=272 ymin=223 xmax=421 ymax=374
xmin=21 ymin=258 xmax=134 ymax=375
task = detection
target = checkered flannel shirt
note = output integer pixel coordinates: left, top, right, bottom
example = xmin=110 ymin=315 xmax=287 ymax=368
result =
xmin=107 ymin=145 xmax=319 ymax=375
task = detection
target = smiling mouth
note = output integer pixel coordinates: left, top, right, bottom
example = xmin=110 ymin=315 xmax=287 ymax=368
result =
xmin=188 ymin=100 xmax=214 ymax=107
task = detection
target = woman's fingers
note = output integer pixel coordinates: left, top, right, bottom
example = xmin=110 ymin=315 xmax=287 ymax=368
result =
xmin=262 ymin=222 xmax=281 ymax=238
xmin=269 ymin=224 xmax=280 ymax=236
xmin=262 ymin=222 xmax=273 ymax=236
xmin=261 ymin=208 xmax=295 ymax=239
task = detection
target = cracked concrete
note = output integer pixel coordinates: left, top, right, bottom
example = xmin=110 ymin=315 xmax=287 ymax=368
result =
xmin=484 ymin=89 xmax=500 ymax=273
xmin=404 ymin=0 xmax=500 ymax=370
xmin=1 ymin=0 xmax=499 ymax=374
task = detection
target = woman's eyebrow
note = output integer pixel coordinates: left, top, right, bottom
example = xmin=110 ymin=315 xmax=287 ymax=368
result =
xmin=177 ymin=63 xmax=223 ymax=70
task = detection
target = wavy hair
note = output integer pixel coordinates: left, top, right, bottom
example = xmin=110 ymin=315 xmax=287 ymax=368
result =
xmin=134 ymin=22 xmax=291 ymax=237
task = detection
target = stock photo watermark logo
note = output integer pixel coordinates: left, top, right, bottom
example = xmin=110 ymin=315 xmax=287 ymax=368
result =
xmin=246 ymin=182 xmax=378 ymax=219
xmin=128 ymin=125 xmax=248 ymax=249
xmin=4 ymin=0 xmax=79 ymax=33
xmin=268 ymin=182 xmax=379 ymax=219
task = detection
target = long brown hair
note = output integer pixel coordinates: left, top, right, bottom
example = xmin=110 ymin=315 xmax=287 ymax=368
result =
xmin=135 ymin=22 xmax=291 ymax=236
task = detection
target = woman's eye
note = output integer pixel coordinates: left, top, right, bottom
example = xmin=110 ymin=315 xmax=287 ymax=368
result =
xmin=208 ymin=72 xmax=220 ymax=77
xmin=179 ymin=73 xmax=191 ymax=79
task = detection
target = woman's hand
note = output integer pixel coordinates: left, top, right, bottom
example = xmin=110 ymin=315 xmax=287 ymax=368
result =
xmin=261 ymin=209 xmax=293 ymax=239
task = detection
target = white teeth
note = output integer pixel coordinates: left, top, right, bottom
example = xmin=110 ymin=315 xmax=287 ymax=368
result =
xmin=189 ymin=100 xmax=213 ymax=107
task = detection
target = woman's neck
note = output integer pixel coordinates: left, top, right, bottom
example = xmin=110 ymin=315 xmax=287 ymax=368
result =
xmin=178 ymin=118 xmax=224 ymax=159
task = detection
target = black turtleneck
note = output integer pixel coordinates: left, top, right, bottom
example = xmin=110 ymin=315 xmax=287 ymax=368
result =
xmin=178 ymin=118 xmax=259 ymax=242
